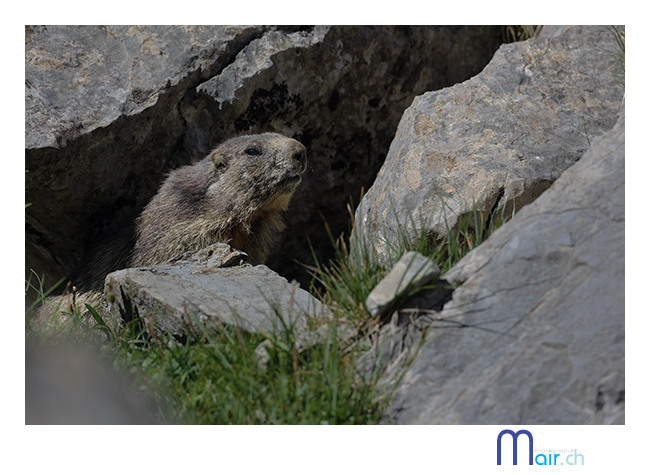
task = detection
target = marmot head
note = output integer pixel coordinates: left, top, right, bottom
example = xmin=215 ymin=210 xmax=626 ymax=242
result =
xmin=207 ymin=133 xmax=307 ymax=211
xmin=132 ymin=133 xmax=308 ymax=267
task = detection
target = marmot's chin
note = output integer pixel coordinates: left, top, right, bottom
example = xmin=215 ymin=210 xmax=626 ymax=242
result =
xmin=278 ymin=174 xmax=302 ymax=191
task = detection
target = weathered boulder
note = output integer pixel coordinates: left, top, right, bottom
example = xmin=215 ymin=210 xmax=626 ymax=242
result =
xmin=354 ymin=25 xmax=625 ymax=264
xmin=382 ymin=108 xmax=625 ymax=424
xmin=102 ymin=244 xmax=335 ymax=348
xmin=25 ymin=25 xmax=505 ymax=298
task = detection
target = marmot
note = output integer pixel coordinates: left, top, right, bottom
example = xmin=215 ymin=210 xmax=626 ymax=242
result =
xmin=132 ymin=132 xmax=307 ymax=269
xmin=43 ymin=133 xmax=307 ymax=317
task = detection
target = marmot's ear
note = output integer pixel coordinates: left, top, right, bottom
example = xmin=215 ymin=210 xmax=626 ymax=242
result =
xmin=209 ymin=149 xmax=229 ymax=171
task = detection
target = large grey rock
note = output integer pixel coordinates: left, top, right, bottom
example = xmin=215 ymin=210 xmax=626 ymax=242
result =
xmin=25 ymin=25 xmax=505 ymax=299
xmin=103 ymin=254 xmax=334 ymax=348
xmin=354 ymin=25 xmax=625 ymax=264
xmin=383 ymin=108 xmax=625 ymax=424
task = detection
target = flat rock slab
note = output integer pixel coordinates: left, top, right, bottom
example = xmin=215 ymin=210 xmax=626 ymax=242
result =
xmin=103 ymin=261 xmax=331 ymax=348
xmin=384 ymin=109 xmax=625 ymax=424
xmin=355 ymin=25 xmax=625 ymax=263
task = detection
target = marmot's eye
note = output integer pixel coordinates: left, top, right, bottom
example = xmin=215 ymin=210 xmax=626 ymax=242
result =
xmin=245 ymin=147 xmax=261 ymax=157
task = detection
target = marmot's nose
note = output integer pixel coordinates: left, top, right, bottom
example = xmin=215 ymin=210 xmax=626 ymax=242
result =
xmin=284 ymin=138 xmax=307 ymax=172
xmin=292 ymin=146 xmax=307 ymax=171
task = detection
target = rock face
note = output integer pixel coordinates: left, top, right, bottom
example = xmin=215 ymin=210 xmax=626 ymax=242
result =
xmin=354 ymin=25 xmax=625 ymax=263
xmin=25 ymin=25 xmax=505 ymax=297
xmin=382 ymin=108 xmax=625 ymax=424
xmin=103 ymin=244 xmax=333 ymax=348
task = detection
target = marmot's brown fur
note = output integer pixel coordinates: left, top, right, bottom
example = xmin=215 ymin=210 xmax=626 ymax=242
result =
xmin=59 ymin=133 xmax=307 ymax=297
xmin=133 ymin=132 xmax=306 ymax=267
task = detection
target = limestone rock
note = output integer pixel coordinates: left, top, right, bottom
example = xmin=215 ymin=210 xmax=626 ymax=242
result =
xmin=103 ymin=258 xmax=334 ymax=348
xmin=365 ymin=251 xmax=440 ymax=319
xmin=25 ymin=25 xmax=505 ymax=299
xmin=354 ymin=25 xmax=625 ymax=264
xmin=383 ymin=108 xmax=625 ymax=424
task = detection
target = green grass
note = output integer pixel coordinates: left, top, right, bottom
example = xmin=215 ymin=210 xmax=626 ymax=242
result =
xmin=116 ymin=317 xmax=384 ymax=424
xmin=26 ymin=196 xmax=513 ymax=424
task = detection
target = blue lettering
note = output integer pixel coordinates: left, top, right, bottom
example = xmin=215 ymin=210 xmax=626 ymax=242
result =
xmin=497 ymin=429 xmax=534 ymax=465
xmin=535 ymin=454 xmax=547 ymax=465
